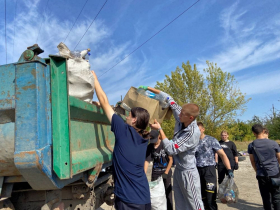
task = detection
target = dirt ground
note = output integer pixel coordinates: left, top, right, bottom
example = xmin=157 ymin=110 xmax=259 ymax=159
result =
xmin=97 ymin=157 xmax=264 ymax=210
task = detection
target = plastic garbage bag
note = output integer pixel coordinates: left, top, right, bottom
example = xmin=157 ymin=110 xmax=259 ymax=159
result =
xmin=149 ymin=176 xmax=167 ymax=210
xmin=57 ymin=42 xmax=94 ymax=103
xmin=218 ymin=177 xmax=239 ymax=204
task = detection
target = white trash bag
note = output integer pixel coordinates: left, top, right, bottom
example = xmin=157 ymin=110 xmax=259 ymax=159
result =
xmin=149 ymin=176 xmax=167 ymax=210
xmin=57 ymin=42 xmax=94 ymax=103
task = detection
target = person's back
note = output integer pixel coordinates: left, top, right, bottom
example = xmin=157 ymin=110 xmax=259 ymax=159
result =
xmin=248 ymin=138 xmax=280 ymax=177
xmin=248 ymin=124 xmax=280 ymax=210
xmin=92 ymin=74 xmax=151 ymax=209
xmin=112 ymin=114 xmax=150 ymax=204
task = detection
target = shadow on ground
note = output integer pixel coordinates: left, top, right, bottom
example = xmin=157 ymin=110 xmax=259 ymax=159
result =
xmin=218 ymin=198 xmax=263 ymax=210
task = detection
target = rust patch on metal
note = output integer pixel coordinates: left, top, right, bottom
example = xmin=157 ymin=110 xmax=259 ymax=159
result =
xmin=31 ymin=69 xmax=36 ymax=78
xmin=22 ymin=84 xmax=36 ymax=90
xmin=0 ymin=99 xmax=13 ymax=105
xmin=88 ymin=162 xmax=103 ymax=184
xmin=14 ymin=151 xmax=36 ymax=159
xmin=14 ymin=151 xmax=44 ymax=173
xmin=0 ymin=160 xmax=8 ymax=163
xmin=105 ymin=139 xmax=113 ymax=152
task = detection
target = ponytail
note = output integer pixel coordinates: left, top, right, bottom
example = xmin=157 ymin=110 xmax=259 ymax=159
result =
xmin=130 ymin=107 xmax=150 ymax=139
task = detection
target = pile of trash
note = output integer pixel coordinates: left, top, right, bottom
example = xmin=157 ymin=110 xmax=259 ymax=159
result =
xmin=57 ymin=42 xmax=94 ymax=103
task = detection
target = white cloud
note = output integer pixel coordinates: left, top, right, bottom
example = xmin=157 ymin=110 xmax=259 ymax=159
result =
xmin=0 ymin=0 xmax=151 ymax=98
xmin=0 ymin=0 xmax=112 ymax=64
xmin=197 ymin=39 xmax=280 ymax=73
xmin=196 ymin=2 xmax=280 ymax=75
xmin=238 ymin=70 xmax=280 ymax=96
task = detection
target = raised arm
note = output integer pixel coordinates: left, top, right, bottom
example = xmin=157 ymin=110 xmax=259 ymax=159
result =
xmin=139 ymin=86 xmax=181 ymax=123
xmin=92 ymin=71 xmax=114 ymax=122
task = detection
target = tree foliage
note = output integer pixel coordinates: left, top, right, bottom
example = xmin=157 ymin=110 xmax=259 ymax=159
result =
xmin=155 ymin=61 xmax=251 ymax=139
xmin=263 ymin=106 xmax=280 ymax=140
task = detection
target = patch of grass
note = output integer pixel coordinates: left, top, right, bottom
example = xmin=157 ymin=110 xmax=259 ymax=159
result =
xmin=233 ymin=139 xmax=280 ymax=152
xmin=233 ymin=141 xmax=251 ymax=151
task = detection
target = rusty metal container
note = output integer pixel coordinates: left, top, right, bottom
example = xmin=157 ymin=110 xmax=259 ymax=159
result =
xmin=0 ymin=45 xmax=117 ymax=192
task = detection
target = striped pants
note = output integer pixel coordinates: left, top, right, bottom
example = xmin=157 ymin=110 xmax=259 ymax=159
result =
xmin=173 ymin=168 xmax=204 ymax=210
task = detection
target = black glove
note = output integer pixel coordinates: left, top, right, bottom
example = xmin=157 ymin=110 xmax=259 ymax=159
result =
xmin=162 ymin=173 xmax=168 ymax=179
xmin=228 ymin=169 xmax=234 ymax=178
xmin=215 ymin=162 xmax=218 ymax=169
xmin=234 ymin=162 xmax=239 ymax=170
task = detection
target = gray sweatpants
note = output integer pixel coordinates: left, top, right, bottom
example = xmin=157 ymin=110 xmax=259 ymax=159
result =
xmin=173 ymin=168 xmax=204 ymax=210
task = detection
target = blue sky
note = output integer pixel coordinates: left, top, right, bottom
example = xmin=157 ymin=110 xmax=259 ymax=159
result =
xmin=0 ymin=0 xmax=279 ymax=121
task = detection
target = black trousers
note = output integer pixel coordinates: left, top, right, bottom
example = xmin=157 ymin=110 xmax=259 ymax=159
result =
xmin=257 ymin=176 xmax=280 ymax=210
xmin=197 ymin=165 xmax=217 ymax=210
xmin=217 ymin=165 xmax=235 ymax=184
xmin=152 ymin=173 xmax=173 ymax=210
xmin=115 ymin=197 xmax=151 ymax=210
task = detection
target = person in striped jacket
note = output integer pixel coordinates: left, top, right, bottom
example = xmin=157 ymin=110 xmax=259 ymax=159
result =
xmin=140 ymin=86 xmax=204 ymax=210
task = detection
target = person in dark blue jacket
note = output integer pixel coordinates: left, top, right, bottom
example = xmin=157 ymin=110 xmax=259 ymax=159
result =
xmin=91 ymin=71 xmax=151 ymax=210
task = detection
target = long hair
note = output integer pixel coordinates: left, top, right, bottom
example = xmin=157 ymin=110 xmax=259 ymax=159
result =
xmin=130 ymin=107 xmax=150 ymax=139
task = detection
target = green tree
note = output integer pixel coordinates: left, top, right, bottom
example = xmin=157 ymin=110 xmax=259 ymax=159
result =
xmin=227 ymin=120 xmax=255 ymax=141
xmin=263 ymin=106 xmax=280 ymax=140
xmin=155 ymin=61 xmax=251 ymax=139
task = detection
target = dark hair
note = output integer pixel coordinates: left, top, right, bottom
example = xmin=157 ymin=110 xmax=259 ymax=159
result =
xmin=131 ymin=107 xmax=150 ymax=139
xmin=197 ymin=121 xmax=204 ymax=128
xmin=252 ymin=124 xmax=264 ymax=135
xmin=263 ymin=127 xmax=269 ymax=134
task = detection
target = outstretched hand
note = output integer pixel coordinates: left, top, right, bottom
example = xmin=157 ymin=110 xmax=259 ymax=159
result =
xmin=150 ymin=119 xmax=161 ymax=130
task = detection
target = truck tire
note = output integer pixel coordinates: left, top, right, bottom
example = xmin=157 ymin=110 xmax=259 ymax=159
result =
xmin=104 ymin=186 xmax=115 ymax=206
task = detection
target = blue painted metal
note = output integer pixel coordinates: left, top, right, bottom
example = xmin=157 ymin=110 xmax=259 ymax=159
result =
xmin=0 ymin=63 xmax=19 ymax=176
xmin=13 ymin=59 xmax=84 ymax=190
xmin=0 ymin=45 xmax=117 ymax=191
